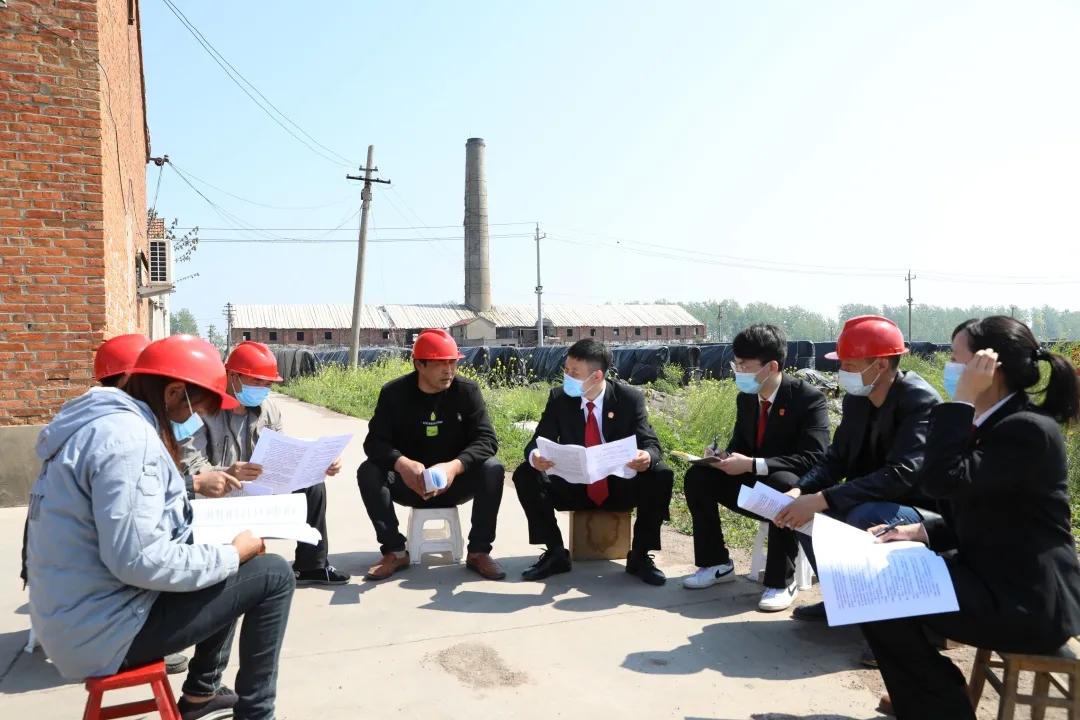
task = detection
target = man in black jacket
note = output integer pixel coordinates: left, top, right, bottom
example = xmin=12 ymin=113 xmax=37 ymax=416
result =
xmin=683 ymin=325 xmax=829 ymax=612
xmin=774 ymin=315 xmax=942 ymax=621
xmin=357 ymin=329 xmax=506 ymax=581
xmin=512 ymin=339 xmax=675 ymax=586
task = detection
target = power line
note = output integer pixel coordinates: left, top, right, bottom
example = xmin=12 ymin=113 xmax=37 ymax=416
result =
xmin=545 ymin=231 xmax=1080 ymax=286
xmin=167 ymin=162 xmax=354 ymax=210
xmin=159 ymin=0 xmax=354 ymax=167
xmin=192 ymin=233 xmax=533 ymax=244
xmin=173 ymin=222 xmax=536 ymax=231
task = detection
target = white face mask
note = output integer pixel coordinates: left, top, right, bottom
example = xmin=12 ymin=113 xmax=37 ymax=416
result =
xmin=838 ymin=363 xmax=882 ymax=397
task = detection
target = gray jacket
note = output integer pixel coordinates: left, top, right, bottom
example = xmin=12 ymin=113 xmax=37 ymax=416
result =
xmin=27 ymin=388 xmax=239 ymax=680
xmin=180 ymin=398 xmax=283 ymax=484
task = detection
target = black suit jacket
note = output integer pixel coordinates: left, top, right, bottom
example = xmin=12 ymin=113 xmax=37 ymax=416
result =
xmin=726 ymin=374 xmax=830 ymax=476
xmin=797 ymin=370 xmax=942 ymax=513
xmin=922 ymin=396 xmax=1080 ymax=641
xmin=524 ymin=380 xmax=662 ymax=467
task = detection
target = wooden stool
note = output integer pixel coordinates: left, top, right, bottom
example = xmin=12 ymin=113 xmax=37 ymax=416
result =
xmin=967 ymin=644 xmax=1080 ymax=720
xmin=83 ymin=659 xmax=181 ymax=720
xmin=569 ymin=510 xmax=631 ymax=560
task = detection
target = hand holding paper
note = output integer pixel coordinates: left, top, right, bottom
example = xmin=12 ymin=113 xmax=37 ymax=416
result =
xmin=737 ymin=482 xmax=814 ymax=535
xmin=812 ymin=514 xmax=958 ymax=626
xmin=246 ymin=430 xmax=352 ymax=494
xmin=535 ymin=436 xmax=639 ymax=485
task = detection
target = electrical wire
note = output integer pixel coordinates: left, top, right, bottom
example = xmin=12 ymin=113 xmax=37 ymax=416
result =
xmin=159 ymin=0 xmax=355 ymax=167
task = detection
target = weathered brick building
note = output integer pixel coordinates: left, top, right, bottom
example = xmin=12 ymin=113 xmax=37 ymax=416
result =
xmin=0 ymin=0 xmax=158 ymax=504
xmin=231 ymin=303 xmax=707 ymax=348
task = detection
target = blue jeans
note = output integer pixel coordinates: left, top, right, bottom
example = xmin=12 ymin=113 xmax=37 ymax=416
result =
xmin=123 ymin=553 xmax=295 ymax=720
xmin=798 ymin=501 xmax=924 ymax=572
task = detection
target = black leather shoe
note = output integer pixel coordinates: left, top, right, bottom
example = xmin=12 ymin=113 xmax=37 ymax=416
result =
xmin=626 ymin=551 xmax=666 ymax=586
xmin=792 ymin=600 xmax=827 ymax=621
xmin=521 ymin=548 xmax=572 ymax=581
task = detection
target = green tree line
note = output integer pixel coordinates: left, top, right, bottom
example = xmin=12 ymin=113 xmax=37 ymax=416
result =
xmin=679 ymin=301 xmax=1080 ymax=343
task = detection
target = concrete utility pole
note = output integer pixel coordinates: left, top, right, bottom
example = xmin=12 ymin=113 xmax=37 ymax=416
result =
xmin=904 ymin=270 xmax=917 ymax=340
xmin=346 ymin=146 xmax=390 ymax=368
xmin=223 ymin=302 xmax=235 ymax=354
xmin=535 ymin=223 xmax=545 ymax=347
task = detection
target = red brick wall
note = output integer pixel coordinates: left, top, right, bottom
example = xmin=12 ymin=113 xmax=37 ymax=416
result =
xmin=99 ymin=0 xmax=149 ymax=336
xmin=0 ymin=0 xmax=148 ymax=425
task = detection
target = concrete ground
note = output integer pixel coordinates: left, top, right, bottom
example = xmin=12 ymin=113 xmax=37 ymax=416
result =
xmin=0 ymin=394 xmax=1016 ymax=719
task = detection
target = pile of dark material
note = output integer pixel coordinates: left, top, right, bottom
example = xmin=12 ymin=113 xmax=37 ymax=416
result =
xmin=271 ymin=340 xmax=952 ymax=386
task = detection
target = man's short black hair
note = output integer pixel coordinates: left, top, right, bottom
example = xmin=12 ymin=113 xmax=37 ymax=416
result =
xmin=99 ymin=374 xmax=123 ymax=388
xmin=731 ymin=324 xmax=787 ymax=367
xmin=567 ymin=338 xmax=611 ymax=372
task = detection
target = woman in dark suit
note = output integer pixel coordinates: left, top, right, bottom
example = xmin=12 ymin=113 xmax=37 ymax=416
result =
xmin=861 ymin=316 xmax=1080 ymax=719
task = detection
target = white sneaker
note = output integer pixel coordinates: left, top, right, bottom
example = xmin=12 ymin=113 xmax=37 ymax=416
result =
xmin=758 ymin=582 xmax=798 ymax=612
xmin=682 ymin=562 xmax=736 ymax=589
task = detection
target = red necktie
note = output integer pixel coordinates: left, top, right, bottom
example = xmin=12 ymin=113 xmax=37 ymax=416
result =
xmin=584 ymin=401 xmax=609 ymax=506
xmin=756 ymin=400 xmax=771 ymax=450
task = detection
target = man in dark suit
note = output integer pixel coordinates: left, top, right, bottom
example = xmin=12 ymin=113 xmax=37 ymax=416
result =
xmin=683 ymin=325 xmax=829 ymax=612
xmin=774 ymin=315 xmax=942 ymax=623
xmin=512 ymin=339 xmax=674 ymax=586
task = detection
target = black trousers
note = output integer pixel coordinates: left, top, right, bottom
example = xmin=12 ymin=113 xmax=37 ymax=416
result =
xmin=123 ymin=554 xmax=295 ymax=720
xmin=683 ymin=465 xmax=798 ymax=588
xmin=861 ymin=559 xmax=1070 ymax=720
xmin=293 ymin=482 xmax=328 ymax=571
xmin=356 ymin=458 xmax=505 ymax=555
xmin=511 ymin=461 xmax=674 ymax=552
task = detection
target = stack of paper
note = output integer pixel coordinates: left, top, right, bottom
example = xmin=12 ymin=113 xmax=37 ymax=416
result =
xmin=536 ymin=436 xmax=639 ymax=485
xmin=812 ymin=514 xmax=959 ymax=626
xmin=736 ymin=482 xmax=813 ymax=535
xmin=238 ymin=429 xmax=352 ymax=495
xmin=191 ymin=494 xmax=322 ymax=546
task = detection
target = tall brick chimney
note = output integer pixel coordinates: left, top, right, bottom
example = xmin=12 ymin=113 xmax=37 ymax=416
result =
xmin=463 ymin=138 xmax=491 ymax=312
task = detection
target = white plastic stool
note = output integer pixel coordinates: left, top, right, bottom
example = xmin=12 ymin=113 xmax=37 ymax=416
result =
xmin=25 ymin=627 xmax=38 ymax=654
xmin=406 ymin=507 xmax=464 ymax=564
xmin=750 ymin=520 xmax=814 ymax=590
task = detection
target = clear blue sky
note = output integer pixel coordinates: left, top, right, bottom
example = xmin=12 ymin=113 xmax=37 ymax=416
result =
xmin=141 ymin=1 xmax=1080 ymax=335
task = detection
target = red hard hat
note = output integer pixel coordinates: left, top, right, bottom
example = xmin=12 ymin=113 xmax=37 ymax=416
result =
xmin=129 ymin=335 xmax=239 ymax=410
xmin=94 ymin=334 xmax=151 ymax=381
xmin=826 ymin=315 xmax=909 ymax=361
xmin=225 ymin=341 xmax=283 ymax=382
xmin=412 ymin=328 xmax=464 ymax=361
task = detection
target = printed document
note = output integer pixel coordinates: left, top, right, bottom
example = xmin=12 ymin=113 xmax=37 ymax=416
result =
xmin=737 ymin=482 xmax=813 ymax=535
xmin=246 ymin=429 xmax=352 ymax=494
xmin=536 ymin=436 xmax=638 ymax=485
xmin=191 ymin=494 xmax=322 ymax=545
xmin=812 ymin=513 xmax=959 ymax=626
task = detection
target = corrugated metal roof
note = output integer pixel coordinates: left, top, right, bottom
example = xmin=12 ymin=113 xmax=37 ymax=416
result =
xmin=232 ymin=303 xmax=702 ymax=330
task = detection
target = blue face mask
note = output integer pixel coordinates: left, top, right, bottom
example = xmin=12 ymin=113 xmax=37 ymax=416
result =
xmin=942 ymin=361 xmax=966 ymax=398
xmin=170 ymin=389 xmax=204 ymax=441
xmin=732 ymin=363 xmax=770 ymax=395
xmin=236 ymin=384 xmax=270 ymax=408
xmin=563 ymin=372 xmax=600 ymax=398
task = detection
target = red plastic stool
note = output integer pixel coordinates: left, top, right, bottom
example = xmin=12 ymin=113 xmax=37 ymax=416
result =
xmin=83 ymin=659 xmax=181 ymax=720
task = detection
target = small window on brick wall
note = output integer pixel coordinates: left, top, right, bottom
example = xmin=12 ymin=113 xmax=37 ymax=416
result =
xmin=566 ymin=328 xmax=574 ymax=337
xmin=242 ymin=331 xmax=251 ymax=340
xmin=634 ymin=327 xmax=641 ymax=336
xmin=296 ymin=331 xmax=305 ymax=342
xmin=590 ymin=328 xmax=596 ymax=337
xmin=382 ymin=331 xmax=390 ymax=340
xmin=268 ymin=331 xmax=278 ymax=342
xmin=613 ymin=328 xmax=620 ymax=335
xmin=324 ymin=331 xmax=332 ymax=341
xmin=675 ymin=327 xmax=682 ymax=336
xmin=655 ymin=327 xmax=663 ymax=336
